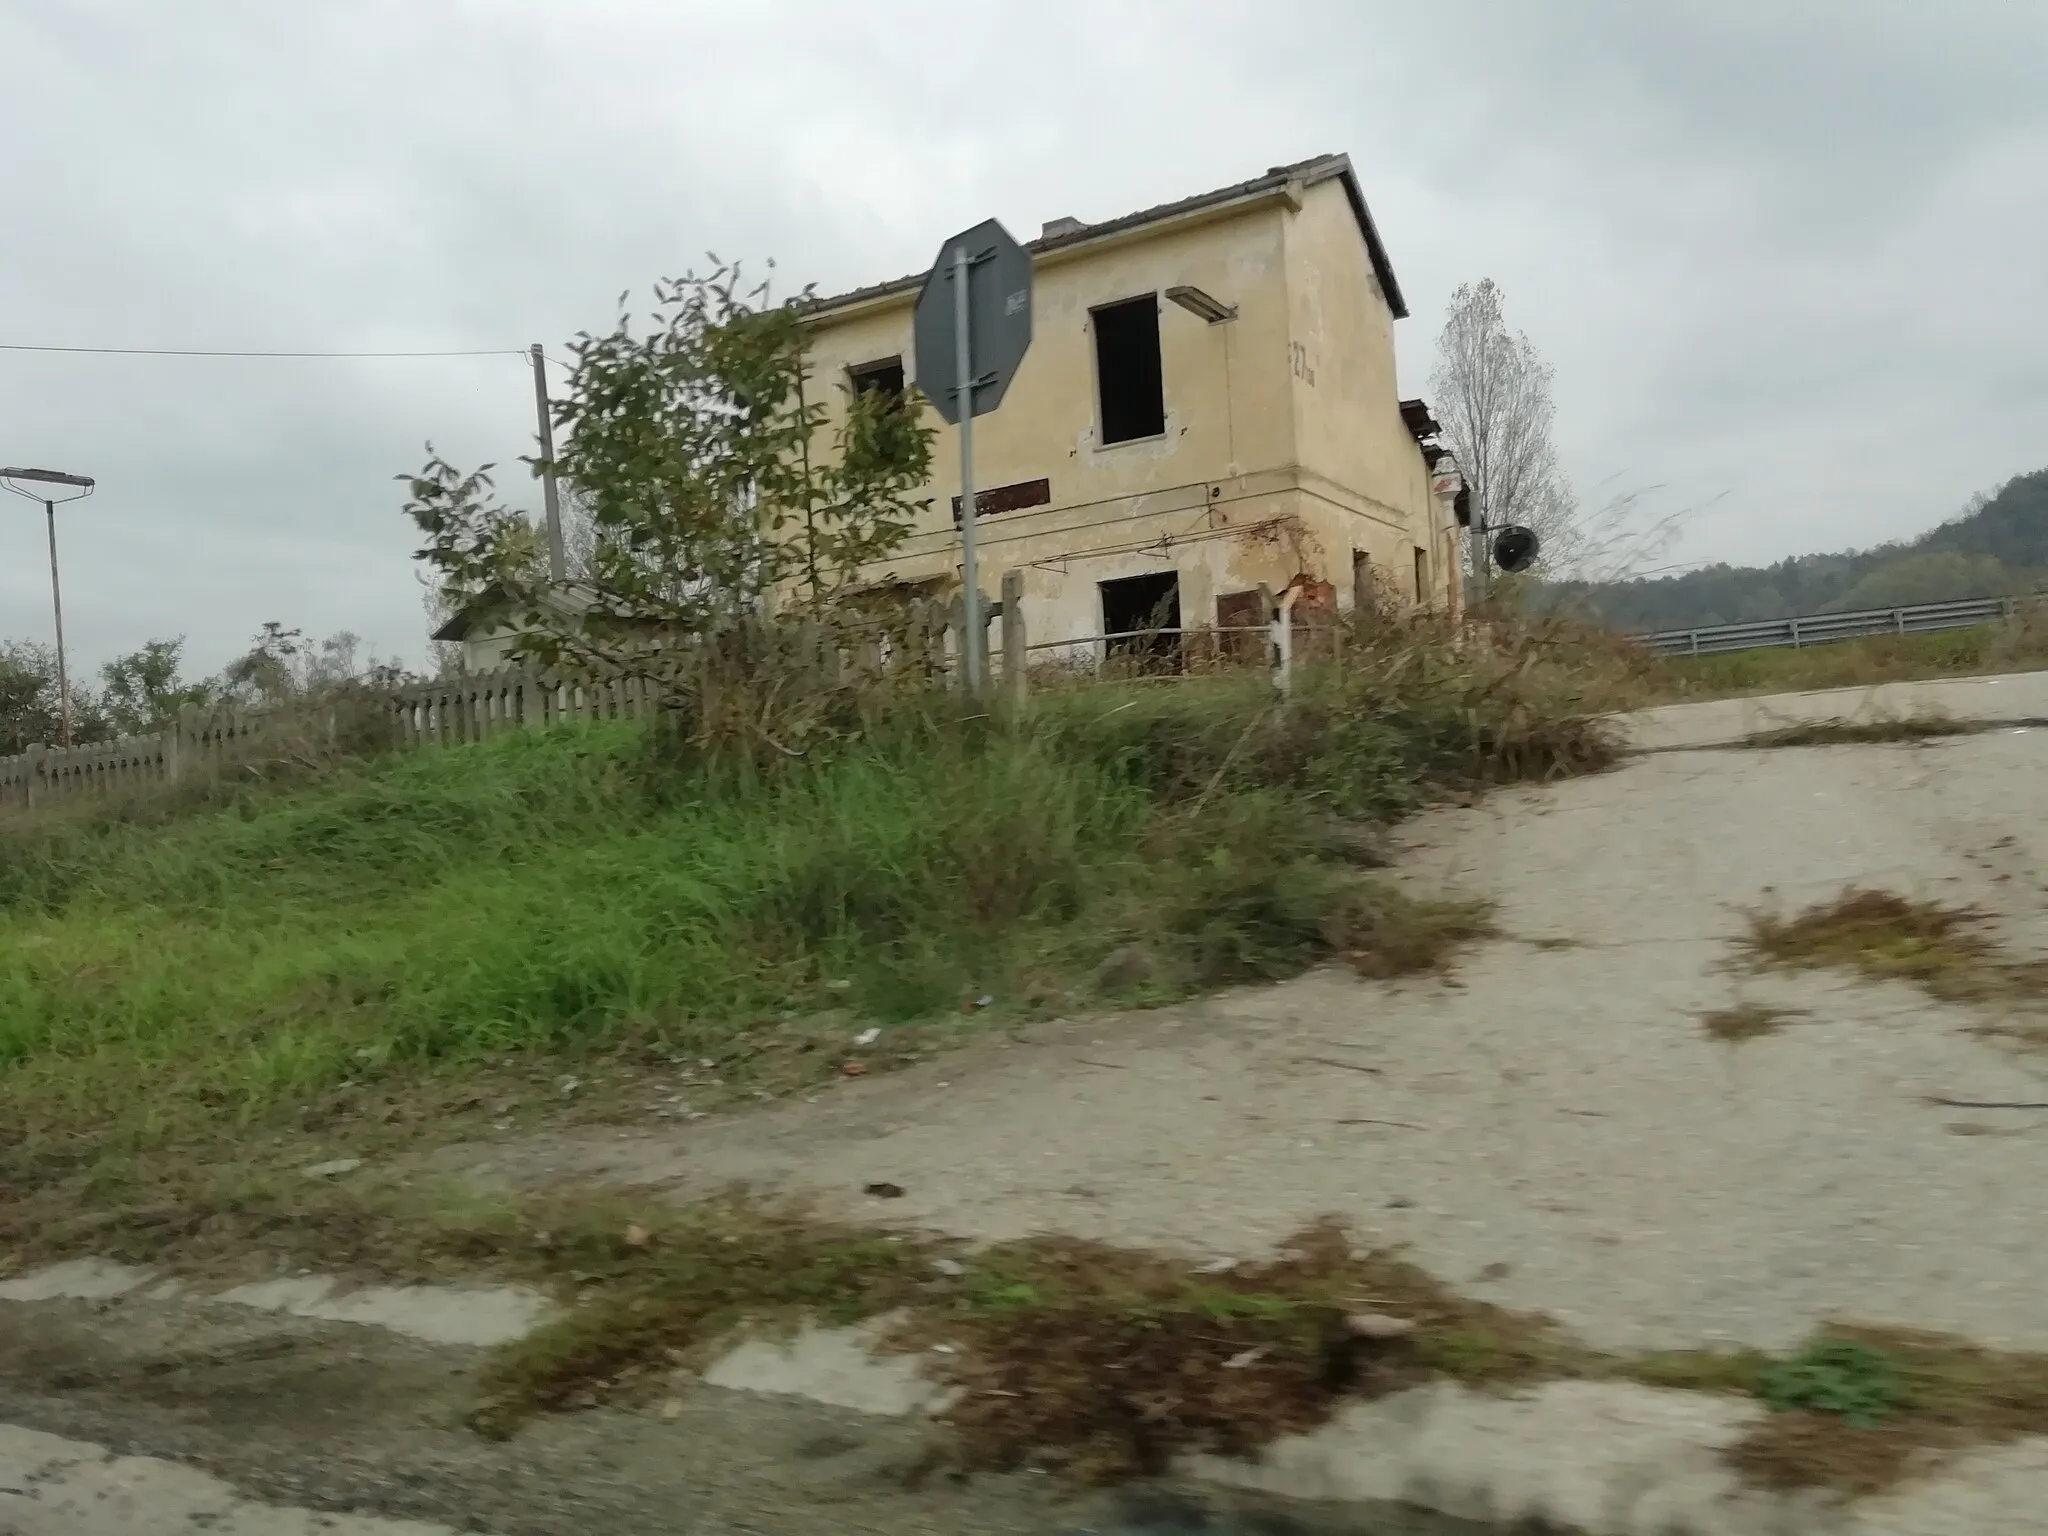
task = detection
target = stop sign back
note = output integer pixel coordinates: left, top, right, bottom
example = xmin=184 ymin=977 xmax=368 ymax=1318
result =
xmin=912 ymin=218 xmax=1033 ymax=425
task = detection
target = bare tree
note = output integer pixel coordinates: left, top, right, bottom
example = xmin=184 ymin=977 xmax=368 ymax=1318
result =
xmin=222 ymin=623 xmax=411 ymax=706
xmin=1431 ymin=280 xmax=1683 ymax=593
xmin=1430 ymin=279 xmax=1578 ymax=588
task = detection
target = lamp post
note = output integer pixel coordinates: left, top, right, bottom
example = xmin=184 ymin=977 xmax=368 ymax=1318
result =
xmin=2 ymin=466 xmax=95 ymax=748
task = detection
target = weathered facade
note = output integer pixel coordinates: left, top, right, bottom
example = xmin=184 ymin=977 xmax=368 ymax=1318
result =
xmin=801 ymin=153 xmax=1463 ymax=653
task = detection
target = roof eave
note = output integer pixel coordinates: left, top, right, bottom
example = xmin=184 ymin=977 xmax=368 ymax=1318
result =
xmin=1306 ymin=156 xmax=1408 ymax=320
xmin=796 ymin=152 xmax=1407 ymax=328
xmin=801 ymin=184 xmax=1306 ymax=328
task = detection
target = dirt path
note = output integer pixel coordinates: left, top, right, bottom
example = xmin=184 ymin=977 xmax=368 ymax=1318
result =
xmin=440 ymin=726 xmax=2048 ymax=1357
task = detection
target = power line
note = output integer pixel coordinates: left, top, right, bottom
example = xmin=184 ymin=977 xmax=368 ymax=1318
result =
xmin=0 ymin=342 xmax=527 ymax=360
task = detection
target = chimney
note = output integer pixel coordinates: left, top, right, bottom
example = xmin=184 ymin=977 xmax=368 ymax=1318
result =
xmin=1041 ymin=215 xmax=1086 ymax=240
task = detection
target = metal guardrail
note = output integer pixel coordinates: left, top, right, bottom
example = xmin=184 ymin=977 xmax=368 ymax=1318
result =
xmin=1640 ymin=594 xmax=2036 ymax=658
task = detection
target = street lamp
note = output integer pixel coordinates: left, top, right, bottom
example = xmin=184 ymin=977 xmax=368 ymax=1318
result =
xmin=2 ymin=466 xmax=95 ymax=748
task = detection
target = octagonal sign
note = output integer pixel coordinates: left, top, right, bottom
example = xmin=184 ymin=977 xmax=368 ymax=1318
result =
xmin=912 ymin=218 xmax=1033 ymax=425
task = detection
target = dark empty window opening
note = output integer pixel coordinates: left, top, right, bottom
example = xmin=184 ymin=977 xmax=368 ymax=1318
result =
xmin=1414 ymin=546 xmax=1431 ymax=606
xmin=1092 ymin=296 xmax=1165 ymax=445
xmin=1100 ymin=570 xmax=1181 ymax=667
xmin=849 ymin=356 xmax=906 ymax=409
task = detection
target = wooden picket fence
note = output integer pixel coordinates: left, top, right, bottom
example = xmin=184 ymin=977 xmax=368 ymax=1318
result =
xmin=0 ymin=576 xmax=1325 ymax=813
xmin=0 ymin=590 xmax=999 ymax=812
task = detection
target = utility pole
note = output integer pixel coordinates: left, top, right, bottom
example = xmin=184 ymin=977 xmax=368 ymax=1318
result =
xmin=43 ymin=499 xmax=70 ymax=746
xmin=531 ymin=343 xmax=566 ymax=584
xmin=1466 ymin=479 xmax=1493 ymax=604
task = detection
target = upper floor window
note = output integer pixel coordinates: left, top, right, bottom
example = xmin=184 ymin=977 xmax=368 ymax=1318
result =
xmin=848 ymin=356 xmax=907 ymax=409
xmin=1092 ymin=295 xmax=1165 ymax=445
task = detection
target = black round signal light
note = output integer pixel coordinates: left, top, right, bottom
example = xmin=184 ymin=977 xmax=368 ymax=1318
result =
xmin=1492 ymin=525 xmax=1540 ymax=574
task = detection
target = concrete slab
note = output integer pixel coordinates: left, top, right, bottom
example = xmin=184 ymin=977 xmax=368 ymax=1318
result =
xmin=0 ymin=1265 xmax=551 ymax=1350
xmin=1622 ymin=669 xmax=2048 ymax=752
xmin=0 ymin=1423 xmax=471 ymax=1535
xmin=1188 ymin=1379 xmax=2048 ymax=1536
xmin=701 ymin=1316 xmax=954 ymax=1416
xmin=0 ymin=1261 xmax=151 ymax=1303
xmin=684 ymin=1325 xmax=2048 ymax=1536
xmin=210 ymin=1276 xmax=552 ymax=1348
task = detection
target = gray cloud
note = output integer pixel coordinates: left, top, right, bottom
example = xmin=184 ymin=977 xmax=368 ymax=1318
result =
xmin=2 ymin=0 xmax=2042 ymax=676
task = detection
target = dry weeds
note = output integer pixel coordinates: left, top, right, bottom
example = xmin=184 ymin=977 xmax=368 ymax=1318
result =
xmin=1699 ymin=1002 xmax=1808 ymax=1044
xmin=1735 ymin=714 xmax=1978 ymax=750
xmin=922 ymin=1219 xmax=1559 ymax=1481
xmin=1740 ymin=888 xmax=2048 ymax=1010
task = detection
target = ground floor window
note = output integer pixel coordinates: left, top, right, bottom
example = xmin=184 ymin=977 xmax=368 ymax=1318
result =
xmin=1099 ymin=570 xmax=1181 ymax=667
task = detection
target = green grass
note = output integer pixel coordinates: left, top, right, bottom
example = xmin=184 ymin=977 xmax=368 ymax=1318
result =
xmin=0 ymin=666 xmax=1601 ymax=1178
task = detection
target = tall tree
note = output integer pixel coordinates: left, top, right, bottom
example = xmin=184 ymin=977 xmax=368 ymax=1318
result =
xmin=1429 ymin=279 xmax=1578 ymax=588
xmin=0 ymin=639 xmax=105 ymax=754
xmin=98 ymin=637 xmax=215 ymax=736
xmin=220 ymin=623 xmax=411 ymax=706
xmin=403 ymin=262 xmax=935 ymax=681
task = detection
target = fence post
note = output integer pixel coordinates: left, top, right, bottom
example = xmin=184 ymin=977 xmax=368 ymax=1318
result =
xmin=1001 ymin=570 xmax=1027 ymax=707
xmin=944 ymin=594 xmax=966 ymax=692
xmin=1258 ymin=584 xmax=1283 ymax=694
xmin=23 ymin=745 xmax=44 ymax=811
xmin=1275 ymin=585 xmax=1302 ymax=697
xmin=167 ymin=707 xmax=191 ymax=785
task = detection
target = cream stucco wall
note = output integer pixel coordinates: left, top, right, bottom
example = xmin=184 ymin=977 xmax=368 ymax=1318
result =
xmin=1281 ymin=178 xmax=1459 ymax=612
xmin=800 ymin=177 xmax=1453 ymax=651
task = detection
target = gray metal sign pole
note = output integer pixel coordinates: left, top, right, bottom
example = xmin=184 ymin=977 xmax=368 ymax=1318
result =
xmin=915 ymin=216 xmax=1030 ymax=697
xmin=952 ymin=243 xmax=982 ymax=697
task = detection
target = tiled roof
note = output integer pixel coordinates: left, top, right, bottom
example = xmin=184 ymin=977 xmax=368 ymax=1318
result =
xmin=804 ymin=152 xmax=1407 ymax=321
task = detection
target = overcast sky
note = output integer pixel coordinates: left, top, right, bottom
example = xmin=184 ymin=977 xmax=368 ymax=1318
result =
xmin=3 ymin=0 xmax=2044 ymax=677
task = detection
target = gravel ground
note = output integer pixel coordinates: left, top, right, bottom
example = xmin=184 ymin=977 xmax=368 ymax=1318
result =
xmin=447 ymin=725 xmax=2048 ymax=1355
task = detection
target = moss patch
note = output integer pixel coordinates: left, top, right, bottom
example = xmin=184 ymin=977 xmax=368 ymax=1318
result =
xmin=1729 ymin=1326 xmax=2048 ymax=1495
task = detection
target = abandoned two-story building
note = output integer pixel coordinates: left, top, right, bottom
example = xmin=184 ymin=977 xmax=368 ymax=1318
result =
xmin=437 ymin=153 xmax=1461 ymax=674
xmin=801 ymin=151 xmax=1463 ymax=653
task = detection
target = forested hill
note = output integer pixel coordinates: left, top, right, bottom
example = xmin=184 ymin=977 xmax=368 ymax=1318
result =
xmin=1551 ymin=469 xmax=2048 ymax=633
